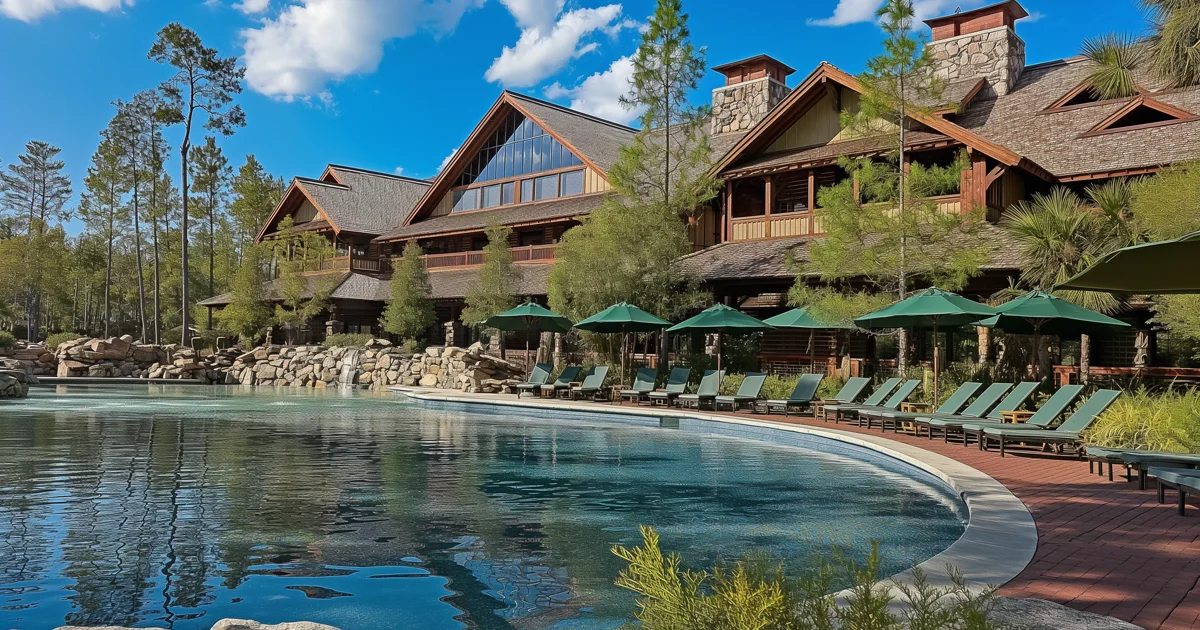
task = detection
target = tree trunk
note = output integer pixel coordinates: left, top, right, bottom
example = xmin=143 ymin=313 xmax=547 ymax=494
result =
xmin=208 ymin=186 xmax=215 ymax=330
xmin=104 ymin=186 xmax=115 ymax=338
xmin=180 ymin=142 xmax=191 ymax=346
xmin=977 ymin=326 xmax=991 ymax=364
xmin=133 ymin=176 xmax=148 ymax=341
xmin=1080 ymin=334 xmax=1091 ymax=385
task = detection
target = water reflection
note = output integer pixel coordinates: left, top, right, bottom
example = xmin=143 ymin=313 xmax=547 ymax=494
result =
xmin=0 ymin=385 xmax=965 ymax=629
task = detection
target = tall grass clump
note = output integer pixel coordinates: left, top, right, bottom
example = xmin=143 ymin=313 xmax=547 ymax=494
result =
xmin=612 ymin=526 xmax=1003 ymax=630
xmin=44 ymin=332 xmax=85 ymax=351
xmin=322 ymin=333 xmax=374 ymax=349
xmin=0 ymin=331 xmax=15 ymax=350
xmin=1085 ymin=388 xmax=1200 ymax=453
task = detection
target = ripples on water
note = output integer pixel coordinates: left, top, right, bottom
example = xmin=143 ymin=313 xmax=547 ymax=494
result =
xmin=0 ymin=385 xmax=966 ymax=630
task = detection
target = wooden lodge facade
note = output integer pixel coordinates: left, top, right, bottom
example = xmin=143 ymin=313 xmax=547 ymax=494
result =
xmin=202 ymin=0 xmax=1200 ymax=373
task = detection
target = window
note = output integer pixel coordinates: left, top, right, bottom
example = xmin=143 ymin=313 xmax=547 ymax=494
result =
xmin=453 ymin=188 xmax=478 ymax=212
xmin=1082 ymin=97 xmax=1195 ymax=136
xmin=521 ymin=179 xmax=534 ymax=203
xmin=471 ymin=236 xmax=488 ymax=251
xmin=560 ymin=170 xmax=584 ymax=197
xmin=502 ymin=181 xmax=515 ymax=205
xmin=455 ymin=111 xmax=583 ymax=187
xmin=482 ymin=184 xmax=502 ymax=208
xmin=520 ymin=231 xmax=544 ymax=247
xmin=1044 ymin=83 xmax=1109 ymax=112
xmin=534 ymin=174 xmax=557 ymax=200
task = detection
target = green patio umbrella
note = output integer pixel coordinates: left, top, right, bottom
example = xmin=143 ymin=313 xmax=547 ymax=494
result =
xmin=975 ymin=290 xmax=1130 ymax=380
xmin=855 ymin=288 xmax=995 ymax=402
xmin=574 ymin=302 xmax=671 ymax=385
xmin=484 ymin=302 xmax=574 ymax=372
xmin=763 ymin=308 xmax=853 ymax=372
xmin=667 ymin=303 xmax=773 ymax=372
xmin=1059 ymin=231 xmax=1200 ymax=294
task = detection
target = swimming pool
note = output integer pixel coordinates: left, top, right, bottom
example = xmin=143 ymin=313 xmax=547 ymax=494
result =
xmin=0 ymin=385 xmax=967 ymax=629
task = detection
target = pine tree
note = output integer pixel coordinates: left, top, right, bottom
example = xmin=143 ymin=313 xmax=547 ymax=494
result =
xmin=272 ymin=217 xmax=338 ymax=344
xmin=149 ymin=23 xmax=245 ymax=344
xmin=219 ymin=243 xmax=272 ymax=345
xmin=230 ymin=154 xmax=284 ymax=255
xmin=189 ymin=136 xmax=231 ymax=328
xmin=799 ymin=0 xmax=988 ymax=372
xmin=381 ymin=240 xmax=436 ymax=342
xmin=462 ymin=224 xmax=518 ymax=326
xmin=81 ymin=128 xmax=128 ymax=338
xmin=112 ymin=91 xmax=164 ymax=341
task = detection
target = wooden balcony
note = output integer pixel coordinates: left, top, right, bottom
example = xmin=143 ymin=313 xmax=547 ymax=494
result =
xmin=393 ymin=244 xmax=558 ymax=271
xmin=727 ymin=194 xmax=964 ymax=242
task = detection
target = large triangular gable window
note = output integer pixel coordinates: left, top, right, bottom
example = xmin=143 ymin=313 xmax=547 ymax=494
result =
xmin=451 ymin=111 xmax=585 ymax=212
xmin=1081 ymin=97 xmax=1196 ymax=137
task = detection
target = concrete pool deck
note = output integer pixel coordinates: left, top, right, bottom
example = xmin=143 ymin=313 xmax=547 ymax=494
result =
xmin=396 ymin=387 xmax=1200 ymax=630
xmin=394 ymin=388 xmax=1038 ymax=605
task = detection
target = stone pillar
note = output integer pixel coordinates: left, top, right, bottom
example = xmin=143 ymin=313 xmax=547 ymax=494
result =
xmin=444 ymin=320 xmax=463 ymax=348
xmin=325 ymin=306 xmax=343 ymax=338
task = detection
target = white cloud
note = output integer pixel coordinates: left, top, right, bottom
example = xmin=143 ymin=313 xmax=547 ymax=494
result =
xmin=485 ymin=3 xmax=626 ymax=88
xmin=437 ymin=148 xmax=458 ymax=173
xmin=499 ymin=0 xmax=562 ymax=33
xmin=235 ymin=0 xmax=269 ymax=14
xmin=544 ymin=54 xmax=639 ymax=124
xmin=808 ymin=0 xmax=993 ymax=27
xmin=241 ymin=0 xmax=482 ymax=101
xmin=0 ymin=0 xmax=129 ymax=22
xmin=394 ymin=166 xmax=405 ymax=175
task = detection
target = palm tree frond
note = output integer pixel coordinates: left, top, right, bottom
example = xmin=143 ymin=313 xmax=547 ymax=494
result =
xmin=1081 ymin=33 xmax=1146 ymax=99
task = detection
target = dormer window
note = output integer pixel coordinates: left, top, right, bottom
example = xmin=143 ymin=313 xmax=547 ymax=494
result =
xmin=1081 ymin=97 xmax=1196 ymax=137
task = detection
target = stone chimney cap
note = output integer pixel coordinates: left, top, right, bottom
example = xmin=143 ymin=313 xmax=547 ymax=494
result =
xmin=712 ymin=54 xmax=796 ymax=86
xmin=924 ymin=0 xmax=1028 ymax=39
xmin=712 ymin=54 xmax=796 ymax=76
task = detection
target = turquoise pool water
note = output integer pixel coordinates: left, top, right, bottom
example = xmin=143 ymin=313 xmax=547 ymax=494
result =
xmin=0 ymin=385 xmax=966 ymax=629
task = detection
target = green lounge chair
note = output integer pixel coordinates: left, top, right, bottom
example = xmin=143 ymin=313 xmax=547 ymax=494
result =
xmin=1149 ymin=467 xmax=1200 ymax=515
xmin=957 ymin=384 xmax=1083 ymax=447
xmin=619 ymin=368 xmax=658 ymax=404
xmin=513 ymin=363 xmax=553 ymax=398
xmin=540 ymin=366 xmax=582 ymax=398
xmin=646 ymin=368 xmax=689 ymax=406
xmin=677 ymin=370 xmax=725 ymax=409
xmin=864 ymin=381 xmax=983 ymax=432
xmin=823 ymin=378 xmax=901 ymax=423
xmin=762 ymin=374 xmax=824 ymax=416
xmin=1119 ymin=452 xmax=1200 ymax=490
xmin=919 ymin=381 xmax=1037 ymax=441
xmin=815 ymin=376 xmax=870 ymax=412
xmin=980 ymin=389 xmax=1121 ymax=457
xmin=569 ymin=366 xmax=610 ymax=400
xmin=845 ymin=380 xmax=921 ymax=426
xmin=715 ymin=373 xmax=766 ymax=412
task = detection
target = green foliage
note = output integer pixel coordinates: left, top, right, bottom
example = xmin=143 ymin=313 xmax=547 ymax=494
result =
xmin=323 ymin=333 xmax=374 ymax=348
xmin=612 ymin=526 xmax=1003 ymax=630
xmin=1001 ymin=187 xmax=1140 ymax=315
xmin=381 ymin=240 xmax=436 ymax=341
xmin=219 ymin=243 xmax=272 ymax=344
xmin=818 ymin=375 xmax=848 ymax=401
xmin=1085 ymin=388 xmax=1200 ymax=453
xmin=45 ymin=332 xmax=85 ymax=350
xmin=1081 ymin=33 xmax=1146 ymax=100
xmin=273 ymin=217 xmax=339 ymax=342
xmin=1132 ymin=161 xmax=1200 ymax=240
xmin=462 ymin=223 xmax=518 ymax=326
xmin=908 ymin=151 xmax=969 ymax=198
xmin=790 ymin=286 xmax=894 ymax=329
xmin=401 ymin=338 xmax=424 ymax=355
xmin=229 ymin=154 xmax=285 ymax=241
xmin=0 ymin=331 xmax=14 ymax=350
xmin=1141 ymin=0 xmax=1200 ymax=89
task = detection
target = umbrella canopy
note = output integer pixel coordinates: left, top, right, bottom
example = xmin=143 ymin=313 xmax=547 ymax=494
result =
xmin=1059 ymin=231 xmax=1200 ymax=294
xmin=668 ymin=304 xmax=774 ymax=333
xmin=855 ymin=288 xmax=995 ymax=330
xmin=763 ymin=308 xmax=854 ymax=329
xmin=574 ymin=302 xmax=671 ymax=333
xmin=668 ymin=304 xmax=772 ymax=372
xmin=483 ymin=302 xmax=573 ymax=333
xmin=975 ymin=290 xmax=1131 ymax=337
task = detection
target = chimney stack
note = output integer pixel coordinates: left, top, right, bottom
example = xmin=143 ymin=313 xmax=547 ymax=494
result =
xmin=924 ymin=0 xmax=1029 ymax=97
xmin=711 ymin=55 xmax=794 ymax=135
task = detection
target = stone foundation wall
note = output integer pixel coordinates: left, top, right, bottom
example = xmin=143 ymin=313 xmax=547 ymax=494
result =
xmin=927 ymin=25 xmax=1025 ymax=97
xmin=55 ymin=336 xmax=208 ymax=380
xmin=3 ymin=341 xmax=57 ymax=375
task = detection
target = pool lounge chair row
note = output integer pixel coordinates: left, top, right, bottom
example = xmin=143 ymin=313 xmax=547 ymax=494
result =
xmin=511 ymin=364 xmax=611 ymax=401
xmin=1081 ymin=449 xmax=1200 ymax=515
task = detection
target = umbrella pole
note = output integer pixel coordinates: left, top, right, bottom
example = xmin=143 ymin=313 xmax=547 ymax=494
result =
xmin=717 ymin=329 xmax=724 ymax=373
xmin=933 ymin=321 xmax=940 ymax=404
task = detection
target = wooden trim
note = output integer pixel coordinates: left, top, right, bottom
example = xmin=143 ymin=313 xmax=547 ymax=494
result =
xmin=807 ymin=169 xmax=816 ymax=213
xmin=1056 ymin=165 xmax=1167 ymax=182
xmin=1080 ymin=96 xmax=1198 ymax=137
xmin=255 ymin=179 xmax=343 ymax=243
xmin=723 ymin=136 xmax=962 ymax=180
xmin=763 ymin=175 xmax=773 ymax=238
xmin=318 ymin=165 xmax=345 ymax=184
xmin=377 ymin=214 xmax=583 ymax=243
xmin=930 ymin=78 xmax=987 ymax=116
xmin=448 ymin=165 xmax=584 ymax=194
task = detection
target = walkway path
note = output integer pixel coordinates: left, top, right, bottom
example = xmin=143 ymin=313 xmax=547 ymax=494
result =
xmin=750 ymin=410 xmax=1200 ymax=630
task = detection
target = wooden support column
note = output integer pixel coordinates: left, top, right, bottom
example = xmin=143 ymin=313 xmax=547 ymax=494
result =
xmin=723 ymin=180 xmax=732 ymax=242
xmin=764 ymin=175 xmax=773 ymax=238
xmin=807 ymin=169 xmax=816 ymax=211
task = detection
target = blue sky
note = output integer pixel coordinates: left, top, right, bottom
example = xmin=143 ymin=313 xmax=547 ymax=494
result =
xmin=0 ymin=0 xmax=1145 ymax=234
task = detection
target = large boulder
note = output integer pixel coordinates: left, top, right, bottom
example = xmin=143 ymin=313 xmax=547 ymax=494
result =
xmin=988 ymin=598 xmax=1141 ymax=630
xmin=0 ymin=373 xmax=28 ymax=398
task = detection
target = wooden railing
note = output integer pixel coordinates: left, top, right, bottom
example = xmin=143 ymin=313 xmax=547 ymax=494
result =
xmin=511 ymin=244 xmax=557 ymax=263
xmin=351 ymin=258 xmax=381 ymax=272
xmin=386 ymin=244 xmax=558 ymax=271
xmin=728 ymin=194 xmax=963 ymax=242
xmin=423 ymin=251 xmax=486 ymax=269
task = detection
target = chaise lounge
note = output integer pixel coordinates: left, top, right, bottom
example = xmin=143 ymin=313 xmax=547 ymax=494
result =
xmin=822 ymin=378 xmax=901 ymax=423
xmin=760 ymin=373 xmax=824 ymax=416
xmin=714 ymin=373 xmax=766 ymax=412
xmin=540 ymin=366 xmax=582 ymax=399
xmin=677 ymin=370 xmax=724 ymax=410
xmin=955 ymin=384 xmax=1083 ymax=447
xmin=863 ymin=381 xmax=982 ymax=432
xmin=513 ymin=363 xmax=553 ymax=398
xmin=569 ymin=366 xmax=610 ymax=401
xmin=843 ymin=380 xmax=921 ymax=427
xmin=646 ymin=367 xmax=689 ymax=407
xmin=979 ymin=389 xmax=1122 ymax=457
xmin=917 ymin=381 xmax=1037 ymax=441
xmin=619 ymin=367 xmax=658 ymax=404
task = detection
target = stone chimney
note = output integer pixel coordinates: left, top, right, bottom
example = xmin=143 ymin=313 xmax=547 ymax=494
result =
xmin=924 ymin=0 xmax=1029 ymax=97
xmin=711 ymin=55 xmax=794 ymax=135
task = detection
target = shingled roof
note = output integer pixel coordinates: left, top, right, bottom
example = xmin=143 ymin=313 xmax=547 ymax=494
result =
xmin=328 ymin=265 xmax=554 ymax=302
xmin=376 ymin=192 xmax=607 ymax=242
xmin=507 ymin=92 xmax=637 ymax=174
xmin=198 ymin=271 xmax=351 ymax=307
xmin=298 ymin=168 xmax=430 ymax=236
xmin=953 ymin=57 xmax=1200 ymax=179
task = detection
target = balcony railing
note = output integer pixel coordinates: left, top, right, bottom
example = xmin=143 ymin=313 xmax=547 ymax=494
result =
xmin=728 ymin=194 xmax=963 ymax=242
xmin=385 ymin=244 xmax=558 ymax=271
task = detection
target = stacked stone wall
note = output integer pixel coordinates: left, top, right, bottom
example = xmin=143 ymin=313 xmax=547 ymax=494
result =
xmin=927 ymin=25 xmax=1025 ymax=97
xmin=711 ymin=77 xmax=791 ymax=135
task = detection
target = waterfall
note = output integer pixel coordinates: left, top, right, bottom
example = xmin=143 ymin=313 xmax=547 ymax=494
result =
xmin=339 ymin=348 xmax=361 ymax=387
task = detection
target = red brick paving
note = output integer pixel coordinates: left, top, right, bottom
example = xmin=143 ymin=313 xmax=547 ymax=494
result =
xmin=689 ymin=408 xmax=1200 ymax=629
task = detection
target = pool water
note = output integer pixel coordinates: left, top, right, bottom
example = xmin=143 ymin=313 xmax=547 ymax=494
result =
xmin=0 ymin=385 xmax=966 ymax=630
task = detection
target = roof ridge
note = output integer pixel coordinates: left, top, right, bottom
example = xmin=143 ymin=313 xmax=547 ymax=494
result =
xmin=296 ymin=176 xmax=349 ymax=189
xmin=505 ymin=89 xmax=638 ymax=133
xmin=328 ymin=164 xmax=433 ymax=186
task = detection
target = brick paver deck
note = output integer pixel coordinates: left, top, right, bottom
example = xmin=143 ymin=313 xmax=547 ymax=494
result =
xmin=650 ymin=406 xmax=1200 ymax=630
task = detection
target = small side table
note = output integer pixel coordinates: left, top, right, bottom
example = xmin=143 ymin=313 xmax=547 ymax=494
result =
xmin=1000 ymin=410 xmax=1035 ymax=424
xmin=898 ymin=402 xmax=933 ymax=434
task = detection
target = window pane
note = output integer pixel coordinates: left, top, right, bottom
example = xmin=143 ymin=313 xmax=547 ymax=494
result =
xmin=523 ymin=140 xmax=533 ymax=173
xmin=521 ymin=179 xmax=533 ymax=202
xmin=502 ymin=181 xmax=515 ymax=205
xmin=550 ymin=140 xmax=561 ymax=169
xmin=454 ymin=188 xmax=478 ymax=212
xmin=560 ymin=170 xmax=584 ymax=197
xmin=540 ymin=137 xmax=552 ymax=172
xmin=534 ymin=174 xmax=557 ymax=200
xmin=482 ymin=184 xmax=501 ymax=208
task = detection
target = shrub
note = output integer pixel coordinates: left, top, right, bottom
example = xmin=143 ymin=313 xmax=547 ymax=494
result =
xmin=0 ymin=331 xmax=14 ymax=350
xmin=1085 ymin=388 xmax=1200 ymax=453
xmin=817 ymin=374 xmax=847 ymax=400
xmin=401 ymin=338 xmax=425 ymax=355
xmin=323 ymin=333 xmax=374 ymax=349
xmin=613 ymin=526 xmax=1003 ymax=630
xmin=45 ymin=332 xmax=85 ymax=350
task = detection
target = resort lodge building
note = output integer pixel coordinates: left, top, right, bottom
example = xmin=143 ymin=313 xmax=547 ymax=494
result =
xmin=202 ymin=1 xmax=1200 ymax=376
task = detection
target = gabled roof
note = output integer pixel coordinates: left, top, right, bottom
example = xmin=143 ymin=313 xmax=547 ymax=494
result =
xmin=255 ymin=165 xmax=431 ymax=242
xmin=376 ymin=192 xmax=606 ymax=242
xmin=711 ymin=62 xmax=1055 ymax=181
xmin=401 ymin=91 xmax=635 ymax=227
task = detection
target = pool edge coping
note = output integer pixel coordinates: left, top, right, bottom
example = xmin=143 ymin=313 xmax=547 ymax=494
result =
xmin=393 ymin=386 xmax=1037 ymax=596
